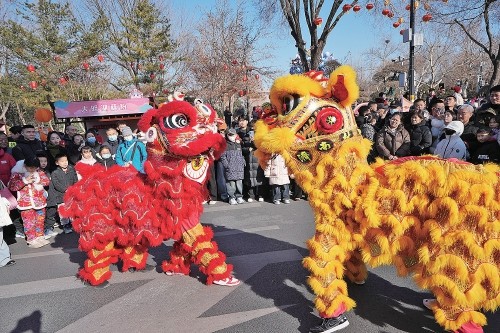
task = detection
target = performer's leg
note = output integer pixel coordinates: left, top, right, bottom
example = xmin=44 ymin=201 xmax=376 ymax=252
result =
xmin=344 ymin=249 xmax=368 ymax=285
xmin=162 ymin=240 xmax=191 ymax=275
xmin=304 ymin=230 xmax=355 ymax=332
xmin=120 ymin=244 xmax=149 ymax=272
xmin=182 ymin=224 xmax=239 ymax=285
xmin=79 ymin=241 xmax=121 ymax=286
xmin=418 ymin=262 xmax=488 ymax=333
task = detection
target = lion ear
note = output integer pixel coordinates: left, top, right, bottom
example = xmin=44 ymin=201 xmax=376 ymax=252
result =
xmin=328 ymin=65 xmax=359 ymax=108
xmin=138 ymin=108 xmax=157 ymax=132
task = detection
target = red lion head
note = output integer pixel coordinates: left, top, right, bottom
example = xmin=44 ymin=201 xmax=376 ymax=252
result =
xmin=138 ymin=100 xmax=226 ymax=160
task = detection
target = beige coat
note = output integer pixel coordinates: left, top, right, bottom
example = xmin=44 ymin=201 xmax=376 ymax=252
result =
xmin=264 ymin=154 xmax=290 ymax=185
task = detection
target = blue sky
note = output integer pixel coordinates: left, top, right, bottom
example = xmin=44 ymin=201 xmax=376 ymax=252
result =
xmin=169 ymin=0 xmax=405 ymax=74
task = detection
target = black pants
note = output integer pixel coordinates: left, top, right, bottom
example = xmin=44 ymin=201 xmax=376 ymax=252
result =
xmin=207 ymin=164 xmax=217 ymax=201
xmin=45 ymin=206 xmax=59 ymax=230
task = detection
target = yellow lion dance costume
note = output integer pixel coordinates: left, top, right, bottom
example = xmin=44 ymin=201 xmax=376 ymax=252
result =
xmin=254 ymin=67 xmax=499 ymax=333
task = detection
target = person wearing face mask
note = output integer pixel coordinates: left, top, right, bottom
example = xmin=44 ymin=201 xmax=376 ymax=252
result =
xmin=96 ymin=145 xmax=116 ymax=170
xmin=85 ymin=131 xmax=101 ymax=158
xmin=115 ymin=126 xmax=147 ymax=173
xmin=219 ymin=129 xmax=245 ymax=205
xmin=104 ymin=128 xmax=119 ymax=159
xmin=434 ymin=121 xmax=467 ymax=160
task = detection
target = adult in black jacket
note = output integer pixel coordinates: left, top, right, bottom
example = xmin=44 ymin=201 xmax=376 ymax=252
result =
xmin=408 ymin=110 xmax=432 ymax=156
xmin=12 ymin=125 xmax=45 ymax=161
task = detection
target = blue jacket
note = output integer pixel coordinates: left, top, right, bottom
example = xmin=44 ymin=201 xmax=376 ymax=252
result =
xmin=115 ymin=139 xmax=147 ymax=173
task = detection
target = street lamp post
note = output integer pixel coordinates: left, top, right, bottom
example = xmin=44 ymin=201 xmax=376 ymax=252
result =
xmin=408 ymin=0 xmax=416 ymax=102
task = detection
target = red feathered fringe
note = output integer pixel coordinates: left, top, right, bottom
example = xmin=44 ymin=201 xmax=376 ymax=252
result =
xmin=162 ymin=241 xmax=191 ymax=275
xmin=190 ymin=226 xmax=231 ymax=284
xmin=120 ymin=247 xmax=149 ymax=272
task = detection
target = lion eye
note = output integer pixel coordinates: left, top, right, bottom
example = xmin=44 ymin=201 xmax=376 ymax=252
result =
xmin=163 ymin=113 xmax=188 ymax=129
xmin=282 ymin=94 xmax=303 ymax=115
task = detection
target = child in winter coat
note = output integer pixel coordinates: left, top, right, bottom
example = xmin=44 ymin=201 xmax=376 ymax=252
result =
xmin=45 ymin=154 xmax=78 ymax=236
xmin=264 ymin=154 xmax=291 ymax=204
xmin=220 ymin=129 xmax=245 ymax=205
xmin=8 ymin=158 xmax=50 ymax=248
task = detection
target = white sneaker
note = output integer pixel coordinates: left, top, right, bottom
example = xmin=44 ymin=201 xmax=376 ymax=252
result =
xmin=229 ymin=198 xmax=237 ymax=205
xmin=258 ymin=197 xmax=264 ymax=202
xmin=236 ymin=197 xmax=244 ymax=204
xmin=423 ymin=298 xmax=437 ymax=310
xmin=246 ymin=198 xmax=253 ymax=203
xmin=213 ymin=275 xmax=241 ymax=287
xmin=28 ymin=237 xmax=50 ymax=249
xmin=273 ymin=200 xmax=281 ymax=205
xmin=283 ymin=199 xmax=291 ymax=204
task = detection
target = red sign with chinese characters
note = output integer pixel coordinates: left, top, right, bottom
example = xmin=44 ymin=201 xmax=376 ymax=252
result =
xmin=54 ymin=98 xmax=152 ymax=119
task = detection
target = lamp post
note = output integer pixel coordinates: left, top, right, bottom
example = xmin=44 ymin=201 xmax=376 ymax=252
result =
xmin=408 ymin=0 xmax=416 ymax=102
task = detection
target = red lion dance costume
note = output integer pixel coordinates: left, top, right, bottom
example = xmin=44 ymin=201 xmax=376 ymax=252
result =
xmin=61 ymin=100 xmax=239 ymax=287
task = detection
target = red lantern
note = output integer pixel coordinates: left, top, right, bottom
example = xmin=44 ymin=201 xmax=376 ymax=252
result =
xmin=313 ymin=17 xmax=323 ymax=26
xmin=238 ymin=90 xmax=245 ymax=97
xmin=27 ymin=64 xmax=36 ymax=72
xmin=242 ymin=75 xmax=248 ymax=82
xmin=53 ymin=55 xmax=61 ymax=62
xmin=82 ymin=62 xmax=90 ymax=70
xmin=400 ymin=29 xmax=405 ymax=35
xmin=382 ymin=8 xmax=390 ymax=16
xmin=29 ymin=81 xmax=38 ymax=90
xmin=422 ymin=13 xmax=432 ymax=22
xmin=34 ymin=108 xmax=53 ymax=123
xmin=405 ymin=4 xmax=411 ymax=10
xmin=97 ymin=54 xmax=104 ymax=62
xmin=393 ymin=22 xmax=400 ymax=28
xmin=150 ymin=73 xmax=155 ymax=80
xmin=366 ymin=3 xmax=374 ymax=10
xmin=387 ymin=11 xmax=394 ymax=18
xmin=254 ymin=74 xmax=260 ymax=80
xmin=232 ymin=59 xmax=238 ymax=65
xmin=59 ymin=77 xmax=67 ymax=85
xmin=159 ymin=63 xmax=165 ymax=70
xmin=342 ymin=4 xmax=352 ymax=12
xmin=158 ymin=55 xmax=164 ymax=61
xmin=353 ymin=5 xmax=361 ymax=12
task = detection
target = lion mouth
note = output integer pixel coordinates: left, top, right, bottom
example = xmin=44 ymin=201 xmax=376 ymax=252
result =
xmin=295 ymin=109 xmax=319 ymax=141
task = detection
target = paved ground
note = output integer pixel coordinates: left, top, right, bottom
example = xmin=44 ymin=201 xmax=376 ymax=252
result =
xmin=0 ymin=200 xmax=498 ymax=333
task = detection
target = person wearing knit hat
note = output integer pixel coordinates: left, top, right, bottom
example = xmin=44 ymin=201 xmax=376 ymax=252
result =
xmin=217 ymin=122 xmax=227 ymax=134
xmin=115 ymin=126 xmax=147 ymax=173
xmin=121 ymin=126 xmax=133 ymax=138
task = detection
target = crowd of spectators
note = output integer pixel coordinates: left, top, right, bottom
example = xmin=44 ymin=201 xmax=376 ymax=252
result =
xmin=356 ymin=85 xmax=500 ymax=165
xmin=0 ymin=122 xmax=147 ymax=250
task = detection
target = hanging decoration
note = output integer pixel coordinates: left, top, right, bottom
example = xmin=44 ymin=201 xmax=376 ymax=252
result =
xmin=158 ymin=54 xmax=164 ymax=62
xmin=82 ymin=62 xmax=90 ymax=71
xmin=27 ymin=64 xmax=36 ymax=72
xmin=313 ymin=17 xmax=323 ymax=26
xmin=422 ymin=13 xmax=432 ymax=22
xmin=366 ymin=3 xmax=374 ymax=10
xmin=29 ymin=81 xmax=38 ymax=90
xmin=34 ymin=108 xmax=53 ymax=123
xmin=159 ymin=63 xmax=165 ymax=70
xmin=353 ymin=5 xmax=361 ymax=12
xmin=59 ymin=77 xmax=68 ymax=85
xmin=97 ymin=54 xmax=104 ymax=62
xmin=342 ymin=4 xmax=352 ymax=12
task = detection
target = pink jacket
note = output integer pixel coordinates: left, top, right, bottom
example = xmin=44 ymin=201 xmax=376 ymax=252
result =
xmin=8 ymin=164 xmax=50 ymax=210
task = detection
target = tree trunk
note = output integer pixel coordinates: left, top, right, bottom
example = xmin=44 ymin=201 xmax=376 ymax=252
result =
xmin=488 ymin=56 xmax=499 ymax=87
